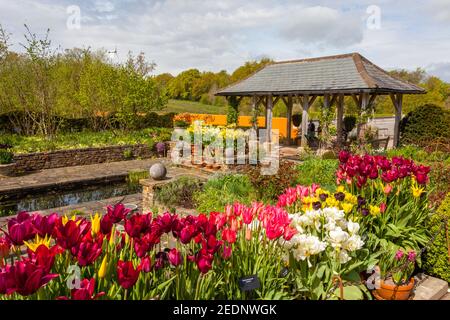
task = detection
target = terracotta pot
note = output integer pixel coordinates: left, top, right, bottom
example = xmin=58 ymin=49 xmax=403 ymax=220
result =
xmin=374 ymin=278 xmax=414 ymax=300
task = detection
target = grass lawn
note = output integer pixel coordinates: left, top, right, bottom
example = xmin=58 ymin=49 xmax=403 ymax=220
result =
xmin=4 ymin=128 xmax=173 ymax=154
xmin=160 ymin=99 xmax=228 ymax=115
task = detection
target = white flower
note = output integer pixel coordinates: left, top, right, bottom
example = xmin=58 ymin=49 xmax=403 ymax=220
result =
xmin=324 ymin=218 xmax=337 ymax=231
xmin=343 ymin=235 xmax=364 ymax=251
xmin=322 ymin=207 xmax=345 ymax=221
xmin=291 ymin=234 xmax=327 ymax=262
xmin=338 ymin=250 xmax=352 ymax=264
xmin=347 ymin=221 xmax=360 ymax=235
xmin=328 ymin=228 xmax=349 ymax=249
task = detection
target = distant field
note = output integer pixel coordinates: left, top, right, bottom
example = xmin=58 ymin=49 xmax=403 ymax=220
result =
xmin=159 ymin=99 xmax=395 ymax=118
xmin=159 ymin=99 xmax=227 ymax=115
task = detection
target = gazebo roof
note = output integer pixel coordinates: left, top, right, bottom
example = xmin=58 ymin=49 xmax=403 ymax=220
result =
xmin=216 ymin=53 xmax=425 ymax=96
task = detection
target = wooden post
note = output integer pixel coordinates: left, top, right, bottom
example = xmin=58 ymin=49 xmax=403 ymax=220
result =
xmin=251 ymin=95 xmax=258 ymax=131
xmin=336 ymin=94 xmax=344 ymax=147
xmin=286 ymin=95 xmax=293 ymax=145
xmin=301 ymin=94 xmax=309 ymax=148
xmin=390 ymin=93 xmax=403 ymax=148
xmin=266 ymin=94 xmax=273 ymax=143
xmin=323 ymin=94 xmax=330 ymax=141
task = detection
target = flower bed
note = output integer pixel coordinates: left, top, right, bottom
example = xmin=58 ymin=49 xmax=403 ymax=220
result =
xmin=0 ymin=152 xmax=433 ymax=300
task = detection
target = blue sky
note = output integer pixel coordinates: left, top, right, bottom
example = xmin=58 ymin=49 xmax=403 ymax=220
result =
xmin=1 ymin=0 xmax=449 ymax=81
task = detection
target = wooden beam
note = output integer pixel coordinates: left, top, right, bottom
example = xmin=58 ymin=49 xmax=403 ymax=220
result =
xmin=391 ymin=93 xmax=403 ymax=148
xmin=308 ymin=95 xmax=317 ymax=106
xmin=272 ymin=96 xmax=281 ymax=106
xmin=368 ymin=94 xmax=377 ymax=108
xmin=329 ymin=94 xmax=339 ymax=107
xmin=301 ymin=94 xmax=310 ymax=148
xmin=351 ymin=94 xmax=361 ymax=108
xmin=336 ymin=94 xmax=345 ymax=147
xmin=266 ymin=94 xmax=273 ymax=143
xmin=286 ymin=95 xmax=293 ymax=145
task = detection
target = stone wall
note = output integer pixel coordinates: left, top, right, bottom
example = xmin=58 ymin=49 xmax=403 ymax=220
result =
xmin=13 ymin=144 xmax=155 ymax=172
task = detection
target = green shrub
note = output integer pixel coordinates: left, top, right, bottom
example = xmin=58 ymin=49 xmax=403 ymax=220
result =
xmin=423 ymin=193 xmax=450 ymax=283
xmin=194 ymin=174 xmax=256 ymax=212
xmin=401 ymin=104 xmax=450 ymax=147
xmin=154 ymin=176 xmax=203 ymax=209
xmin=429 ymin=163 xmax=450 ymax=208
xmin=296 ymin=158 xmax=338 ymax=191
xmin=123 ymin=149 xmax=133 ymax=159
xmin=126 ymin=170 xmax=149 ymax=187
xmin=243 ymin=161 xmax=298 ymax=202
xmin=0 ymin=149 xmax=14 ymax=164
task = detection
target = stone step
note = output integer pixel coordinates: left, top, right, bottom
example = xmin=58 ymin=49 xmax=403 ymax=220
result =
xmin=412 ymin=273 xmax=449 ymax=300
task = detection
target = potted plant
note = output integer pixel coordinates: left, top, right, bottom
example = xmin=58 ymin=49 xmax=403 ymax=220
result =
xmin=374 ymin=249 xmax=417 ymax=300
xmin=0 ymin=149 xmax=15 ymax=177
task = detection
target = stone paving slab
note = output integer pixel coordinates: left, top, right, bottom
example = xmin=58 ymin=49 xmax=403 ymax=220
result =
xmin=412 ymin=273 xmax=449 ymax=300
xmin=0 ymin=158 xmax=166 ymax=197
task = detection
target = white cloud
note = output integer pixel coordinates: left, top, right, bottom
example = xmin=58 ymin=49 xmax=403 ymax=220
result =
xmin=0 ymin=0 xmax=448 ymax=79
xmin=427 ymin=62 xmax=450 ymax=82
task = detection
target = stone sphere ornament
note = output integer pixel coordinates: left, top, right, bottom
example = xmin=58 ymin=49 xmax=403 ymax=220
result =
xmin=149 ymin=162 xmax=167 ymax=180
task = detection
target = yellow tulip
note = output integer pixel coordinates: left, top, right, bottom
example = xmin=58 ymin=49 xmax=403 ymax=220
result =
xmin=369 ymin=205 xmax=381 ymax=216
xmin=24 ymin=234 xmax=51 ymax=252
xmin=341 ymin=202 xmax=354 ymax=214
xmin=411 ymin=185 xmax=425 ymax=198
xmin=98 ymin=255 xmax=108 ymax=278
xmin=109 ymin=225 xmax=116 ymax=246
xmin=90 ymin=213 xmax=101 ymax=236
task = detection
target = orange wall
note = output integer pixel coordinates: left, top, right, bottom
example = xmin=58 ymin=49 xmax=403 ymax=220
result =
xmin=190 ymin=114 xmax=297 ymax=138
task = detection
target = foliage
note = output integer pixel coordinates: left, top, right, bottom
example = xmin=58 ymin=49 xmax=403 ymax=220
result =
xmin=400 ymin=104 xmax=450 ymax=147
xmin=243 ymin=161 xmax=298 ymax=202
xmin=0 ymin=25 xmax=167 ymax=136
xmin=428 ymin=163 xmax=450 ymax=208
xmin=0 ymin=149 xmax=14 ymax=164
xmin=126 ymin=170 xmax=149 ymax=188
xmin=226 ymin=97 xmax=239 ymax=125
xmin=296 ymin=159 xmax=338 ymax=191
xmin=153 ymin=176 xmax=203 ymax=209
xmin=423 ymin=193 xmax=450 ymax=283
xmin=3 ymin=128 xmax=172 ymax=154
xmin=194 ymin=174 xmax=256 ymax=212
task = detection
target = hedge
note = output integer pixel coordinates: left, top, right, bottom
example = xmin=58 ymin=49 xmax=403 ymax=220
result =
xmin=423 ymin=193 xmax=450 ymax=283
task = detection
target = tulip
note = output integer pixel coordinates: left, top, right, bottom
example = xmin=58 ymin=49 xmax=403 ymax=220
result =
xmin=90 ymin=213 xmax=101 ymax=236
xmin=6 ymin=212 xmax=36 ymax=245
xmin=8 ymin=259 xmax=59 ymax=296
xmin=124 ymin=213 xmax=152 ymax=238
xmin=383 ymin=184 xmax=393 ymax=195
xmin=154 ymin=212 xmax=177 ymax=234
xmin=283 ymin=226 xmax=297 ymax=241
xmin=380 ymin=202 xmax=387 ymax=213
xmin=196 ymin=254 xmax=213 ymax=274
xmin=32 ymin=213 xmax=58 ymax=237
xmin=222 ymin=245 xmax=232 ymax=260
xmin=98 ymin=255 xmax=108 ymax=279
xmin=154 ymin=251 xmax=168 ymax=270
xmin=0 ymin=265 xmax=15 ymax=295
xmin=0 ymin=237 xmax=10 ymax=264
xmin=117 ymin=260 xmax=141 ymax=290
xmin=55 ymin=220 xmax=83 ymax=250
xmin=140 ymin=256 xmax=152 ymax=273
xmin=407 ymin=250 xmax=417 ymax=262
xmin=71 ymin=234 xmax=103 ymax=266
xmin=100 ymin=214 xmax=114 ymax=235
xmin=222 ymin=228 xmax=236 ymax=244
xmin=168 ymin=248 xmax=182 ymax=266
xmin=59 ymin=278 xmax=105 ymax=300
xmin=106 ymin=203 xmax=131 ymax=223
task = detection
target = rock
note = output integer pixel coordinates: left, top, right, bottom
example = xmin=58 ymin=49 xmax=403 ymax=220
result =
xmin=149 ymin=162 xmax=167 ymax=181
xmin=412 ymin=273 xmax=449 ymax=300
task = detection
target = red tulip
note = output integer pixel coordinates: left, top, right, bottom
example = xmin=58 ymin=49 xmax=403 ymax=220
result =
xmin=222 ymin=228 xmax=236 ymax=244
xmin=5 ymin=212 xmax=36 ymax=245
xmin=283 ymin=226 xmax=297 ymax=241
xmin=168 ymin=248 xmax=182 ymax=266
xmin=100 ymin=214 xmax=114 ymax=235
xmin=0 ymin=237 xmax=10 ymax=262
xmin=415 ymin=172 xmax=429 ymax=185
xmin=0 ymin=265 xmax=15 ymax=295
xmin=222 ymin=245 xmax=232 ymax=260
xmin=106 ymin=203 xmax=131 ymax=223
xmin=8 ymin=259 xmax=59 ymax=296
xmin=140 ymin=256 xmax=152 ymax=273
xmin=380 ymin=203 xmax=387 ymax=213
xmin=117 ymin=260 xmax=141 ymax=290
xmin=242 ymin=207 xmax=254 ymax=225
xmin=32 ymin=213 xmax=58 ymax=237
xmin=338 ymin=151 xmax=350 ymax=164
xmin=179 ymin=225 xmax=196 ymax=244
xmin=55 ymin=220 xmax=83 ymax=250
xmin=71 ymin=234 xmax=103 ymax=266
xmin=196 ymin=253 xmax=213 ymax=274
xmin=154 ymin=212 xmax=177 ymax=234
xmin=124 ymin=213 xmax=152 ymax=238
xmin=59 ymin=278 xmax=105 ymax=300
xmin=29 ymin=244 xmax=59 ymax=273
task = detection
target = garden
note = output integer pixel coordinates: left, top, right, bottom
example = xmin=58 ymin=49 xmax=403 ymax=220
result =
xmin=1 ymin=145 xmax=449 ymax=300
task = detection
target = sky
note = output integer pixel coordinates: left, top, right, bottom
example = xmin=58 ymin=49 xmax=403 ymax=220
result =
xmin=0 ymin=0 xmax=450 ymax=81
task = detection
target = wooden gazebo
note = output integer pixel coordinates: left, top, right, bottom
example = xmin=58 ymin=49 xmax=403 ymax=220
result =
xmin=216 ymin=53 xmax=425 ymax=148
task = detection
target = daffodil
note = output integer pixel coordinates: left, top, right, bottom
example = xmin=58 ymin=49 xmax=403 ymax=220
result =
xmin=90 ymin=213 xmax=101 ymax=236
xmin=24 ymin=234 xmax=51 ymax=252
xmin=98 ymin=255 xmax=108 ymax=278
